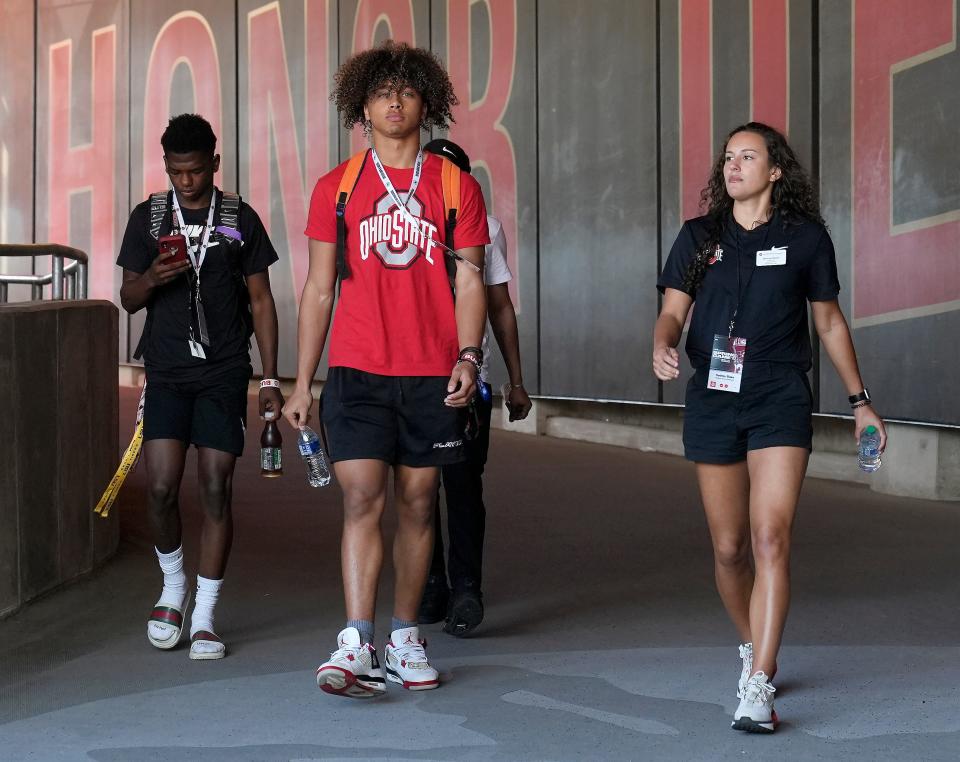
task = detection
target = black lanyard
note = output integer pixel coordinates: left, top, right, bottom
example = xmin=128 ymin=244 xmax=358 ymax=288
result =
xmin=728 ymin=216 xmax=772 ymax=338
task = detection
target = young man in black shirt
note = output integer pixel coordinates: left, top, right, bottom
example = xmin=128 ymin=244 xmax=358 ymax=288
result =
xmin=117 ymin=113 xmax=283 ymax=660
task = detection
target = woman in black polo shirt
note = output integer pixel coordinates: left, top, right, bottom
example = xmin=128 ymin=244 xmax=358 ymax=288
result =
xmin=653 ymin=122 xmax=886 ymax=734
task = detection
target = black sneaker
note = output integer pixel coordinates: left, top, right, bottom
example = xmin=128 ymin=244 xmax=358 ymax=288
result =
xmin=443 ymin=587 xmax=484 ymax=637
xmin=418 ymin=575 xmax=450 ymax=624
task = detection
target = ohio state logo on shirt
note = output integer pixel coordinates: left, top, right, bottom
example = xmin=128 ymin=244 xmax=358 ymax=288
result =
xmin=358 ymin=192 xmax=440 ymax=270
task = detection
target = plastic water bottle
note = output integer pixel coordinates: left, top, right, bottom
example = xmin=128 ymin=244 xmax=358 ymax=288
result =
xmin=297 ymin=426 xmax=331 ymax=487
xmin=478 ymin=381 xmax=492 ymax=404
xmin=858 ymin=425 xmax=882 ymax=473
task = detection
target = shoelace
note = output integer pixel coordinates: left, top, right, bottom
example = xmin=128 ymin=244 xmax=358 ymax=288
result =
xmin=392 ymin=639 xmax=428 ymax=665
xmin=738 ymin=643 xmax=753 ymax=661
xmin=744 ymin=672 xmax=776 ymax=703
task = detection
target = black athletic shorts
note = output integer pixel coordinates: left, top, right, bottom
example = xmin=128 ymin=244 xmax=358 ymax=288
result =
xmin=321 ymin=367 xmax=466 ymax=467
xmin=683 ymin=362 xmax=813 ymax=464
xmin=143 ymin=365 xmax=251 ymax=456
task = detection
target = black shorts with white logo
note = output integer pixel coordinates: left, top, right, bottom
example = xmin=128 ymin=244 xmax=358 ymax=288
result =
xmin=143 ymin=365 xmax=251 ymax=456
xmin=682 ymin=362 xmax=813 ymax=464
xmin=321 ymin=367 xmax=466 ymax=467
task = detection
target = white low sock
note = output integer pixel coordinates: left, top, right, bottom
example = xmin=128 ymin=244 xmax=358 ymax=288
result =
xmin=190 ymin=575 xmax=224 ymax=642
xmin=155 ymin=545 xmax=186 ymax=608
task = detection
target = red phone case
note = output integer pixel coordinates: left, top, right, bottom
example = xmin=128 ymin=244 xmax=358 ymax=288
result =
xmin=158 ymin=233 xmax=188 ymax=265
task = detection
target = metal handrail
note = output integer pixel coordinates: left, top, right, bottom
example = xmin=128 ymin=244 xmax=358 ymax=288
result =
xmin=0 ymin=244 xmax=89 ymax=303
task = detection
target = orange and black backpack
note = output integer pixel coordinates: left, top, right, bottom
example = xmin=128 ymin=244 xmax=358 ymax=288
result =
xmin=333 ymin=149 xmax=462 ymax=286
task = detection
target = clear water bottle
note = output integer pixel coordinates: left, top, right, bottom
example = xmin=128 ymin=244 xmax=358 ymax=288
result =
xmin=858 ymin=425 xmax=882 ymax=473
xmin=297 ymin=426 xmax=332 ymax=487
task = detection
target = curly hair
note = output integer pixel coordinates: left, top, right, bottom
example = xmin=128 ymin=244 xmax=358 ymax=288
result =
xmin=682 ymin=122 xmax=824 ymax=293
xmin=332 ymin=40 xmax=458 ymax=131
xmin=161 ymin=113 xmax=217 ymax=155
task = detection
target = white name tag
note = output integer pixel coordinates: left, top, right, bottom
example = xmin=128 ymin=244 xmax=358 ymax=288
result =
xmin=756 ymin=246 xmax=787 ymax=266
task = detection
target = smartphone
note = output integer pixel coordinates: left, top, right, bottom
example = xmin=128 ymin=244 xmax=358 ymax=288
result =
xmin=158 ymin=233 xmax=189 ymax=265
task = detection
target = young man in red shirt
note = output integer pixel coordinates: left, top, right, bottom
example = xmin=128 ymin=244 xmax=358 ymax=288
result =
xmin=283 ymin=41 xmax=488 ymax=698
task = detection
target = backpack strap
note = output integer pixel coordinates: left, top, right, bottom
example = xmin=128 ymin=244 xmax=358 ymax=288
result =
xmin=148 ymin=191 xmax=169 ymax=240
xmin=214 ymin=192 xmax=254 ymax=341
xmin=440 ymin=156 xmax=461 ymax=284
xmin=136 ymin=191 xmax=172 ymax=359
xmin=218 ymin=191 xmax=241 ymax=233
xmin=335 ymin=150 xmax=370 ymax=282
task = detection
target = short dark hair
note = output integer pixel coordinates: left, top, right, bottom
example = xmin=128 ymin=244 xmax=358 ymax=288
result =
xmin=161 ymin=113 xmax=217 ymax=156
xmin=332 ymin=40 xmax=458 ymax=131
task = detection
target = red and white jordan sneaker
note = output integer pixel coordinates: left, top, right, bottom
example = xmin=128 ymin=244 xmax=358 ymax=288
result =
xmin=316 ymin=627 xmax=386 ymax=699
xmin=384 ymin=626 xmax=439 ymax=691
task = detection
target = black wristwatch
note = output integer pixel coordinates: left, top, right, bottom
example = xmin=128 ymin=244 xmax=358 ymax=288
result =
xmin=848 ymin=387 xmax=871 ymax=407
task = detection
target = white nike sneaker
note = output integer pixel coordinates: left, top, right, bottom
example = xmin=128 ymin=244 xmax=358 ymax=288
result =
xmin=316 ymin=627 xmax=386 ymax=699
xmin=737 ymin=642 xmax=753 ymax=698
xmin=384 ymin=626 xmax=439 ymax=691
xmin=732 ymin=671 xmax=778 ymax=733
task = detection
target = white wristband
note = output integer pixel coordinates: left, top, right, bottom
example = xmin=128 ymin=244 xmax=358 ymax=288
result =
xmin=259 ymin=378 xmax=280 ymax=389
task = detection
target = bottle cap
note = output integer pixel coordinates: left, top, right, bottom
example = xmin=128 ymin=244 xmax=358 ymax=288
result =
xmin=865 ymin=425 xmax=877 ymax=435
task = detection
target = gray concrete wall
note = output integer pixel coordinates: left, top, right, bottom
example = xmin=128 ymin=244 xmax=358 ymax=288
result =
xmin=0 ymin=301 xmax=120 ymax=618
xmin=490 ymin=395 xmax=960 ymax=503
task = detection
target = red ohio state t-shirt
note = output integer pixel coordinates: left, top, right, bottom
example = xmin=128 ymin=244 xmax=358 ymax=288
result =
xmin=305 ymin=152 xmax=489 ymax=377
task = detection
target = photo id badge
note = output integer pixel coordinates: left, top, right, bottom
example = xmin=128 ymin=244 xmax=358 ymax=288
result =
xmin=707 ymin=335 xmax=747 ymax=393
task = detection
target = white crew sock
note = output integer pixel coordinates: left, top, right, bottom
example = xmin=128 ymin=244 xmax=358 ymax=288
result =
xmin=190 ymin=575 xmax=224 ymax=641
xmin=155 ymin=545 xmax=187 ymax=608
xmin=148 ymin=545 xmax=187 ymax=643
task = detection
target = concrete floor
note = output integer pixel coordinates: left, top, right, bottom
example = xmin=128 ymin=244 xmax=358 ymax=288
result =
xmin=1 ymin=387 xmax=958 ymax=761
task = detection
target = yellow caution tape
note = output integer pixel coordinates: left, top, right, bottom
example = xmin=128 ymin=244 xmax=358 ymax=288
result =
xmin=94 ymin=419 xmax=143 ymax=519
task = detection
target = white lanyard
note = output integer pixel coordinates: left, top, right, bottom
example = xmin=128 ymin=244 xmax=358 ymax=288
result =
xmin=369 ymin=148 xmax=481 ymax=273
xmin=171 ymin=188 xmax=217 ymax=272
xmin=370 ymin=148 xmax=423 ymax=227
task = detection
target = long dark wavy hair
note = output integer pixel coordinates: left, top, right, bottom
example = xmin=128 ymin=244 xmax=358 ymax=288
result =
xmin=332 ymin=40 xmax=458 ymax=132
xmin=682 ymin=122 xmax=824 ymax=293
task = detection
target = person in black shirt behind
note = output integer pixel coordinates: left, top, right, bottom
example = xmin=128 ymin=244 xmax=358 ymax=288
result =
xmin=653 ymin=122 xmax=886 ymax=733
xmin=117 ymin=114 xmax=283 ymax=660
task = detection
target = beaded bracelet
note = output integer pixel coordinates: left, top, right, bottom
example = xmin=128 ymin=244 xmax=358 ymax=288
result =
xmin=456 ymin=357 xmax=481 ymax=375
